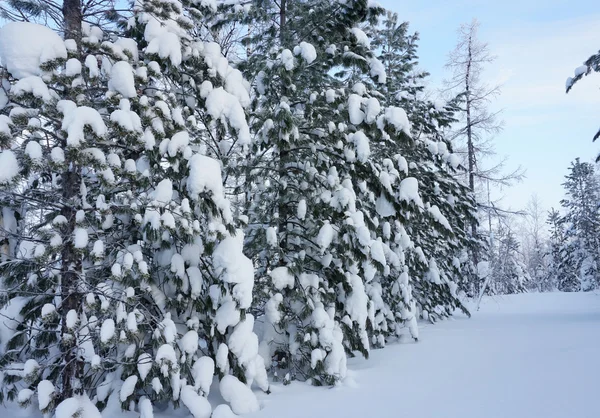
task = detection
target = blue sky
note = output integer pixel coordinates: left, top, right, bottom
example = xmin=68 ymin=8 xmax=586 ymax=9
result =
xmin=379 ymin=0 xmax=600 ymax=213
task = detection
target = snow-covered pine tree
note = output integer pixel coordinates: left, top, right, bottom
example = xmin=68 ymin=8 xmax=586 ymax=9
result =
xmin=127 ymin=0 xmax=269 ymax=411
xmin=232 ymin=0 xmax=396 ymax=385
xmin=370 ymin=13 xmax=475 ymax=321
xmin=544 ymin=208 xmax=568 ymax=292
xmin=488 ymin=224 xmax=529 ymax=294
xmin=522 ymin=196 xmax=548 ymax=292
xmin=0 ymin=0 xmax=266 ymax=416
xmin=0 ymin=9 xmax=159 ymax=416
xmin=558 ymin=159 xmax=600 ymax=291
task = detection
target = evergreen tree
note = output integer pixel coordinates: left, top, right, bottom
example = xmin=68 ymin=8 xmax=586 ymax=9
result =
xmin=227 ymin=0 xmax=453 ymax=384
xmin=234 ymin=0 xmax=396 ymax=385
xmin=558 ymin=159 xmax=600 ymax=291
xmin=0 ymin=0 xmax=265 ymax=416
xmin=371 ymin=12 xmax=477 ymax=318
xmin=521 ymin=195 xmax=548 ymax=292
xmin=545 ymin=208 xmax=570 ymax=292
xmin=488 ymin=224 xmax=529 ymax=294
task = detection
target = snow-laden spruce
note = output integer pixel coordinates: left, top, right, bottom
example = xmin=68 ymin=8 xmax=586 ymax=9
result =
xmin=0 ymin=1 xmax=267 ymax=416
xmin=235 ymin=0 xmax=456 ymax=385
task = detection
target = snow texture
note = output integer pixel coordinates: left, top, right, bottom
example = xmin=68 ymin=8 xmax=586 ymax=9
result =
xmin=0 ymin=150 xmax=19 ymax=183
xmin=428 ymin=205 xmax=452 ymax=231
xmin=180 ymin=386 xmax=211 ymax=418
xmin=205 ymin=87 xmax=251 ymax=144
xmin=144 ymin=19 xmax=183 ymax=66
xmin=54 ymin=394 xmax=101 ymax=418
xmin=348 ymin=94 xmax=365 ymax=125
xmin=100 ymin=319 xmax=115 ymax=343
xmin=13 ymin=76 xmax=52 ymax=102
xmin=351 ymin=28 xmax=371 ymax=48
xmin=384 ymin=107 xmax=411 ymax=136
xmin=66 ymin=58 xmax=82 ymax=76
xmin=74 ymin=228 xmax=88 ymax=249
xmin=25 ymin=141 xmax=42 ymax=161
xmin=574 ymin=65 xmax=588 ymax=76
xmin=156 ymin=344 xmax=177 ymax=365
xmin=349 ymin=131 xmax=370 ymax=163
xmin=180 ymin=330 xmax=199 ymax=355
xmin=167 ymin=131 xmax=189 ymax=157
xmin=138 ymin=353 xmax=153 ymax=380
xmin=266 ymin=226 xmax=277 ymax=247
xmin=317 ymin=221 xmax=334 ymax=252
xmin=280 ymin=49 xmax=295 ymax=71
xmin=297 ymin=199 xmax=307 ymax=220
xmin=192 ymin=356 xmax=214 ymax=395
xmin=154 ymin=179 xmax=173 ymax=207
xmin=187 ymin=154 xmax=223 ymax=199
xmin=212 ymin=232 xmax=255 ymax=309
xmin=369 ymin=57 xmax=386 ymax=84
xmin=241 ymin=292 xmax=600 ymax=418
xmin=376 ymin=194 xmax=395 ymax=217
xmin=0 ymin=22 xmax=67 ymax=79
xmin=109 ymin=61 xmax=136 ymax=98
xmin=399 ymin=177 xmax=423 ymax=207
xmin=293 ymin=42 xmax=317 ymax=64
xmin=270 ymin=267 xmax=294 ymax=290
xmin=37 ymin=380 xmax=54 ymax=410
xmin=212 ymin=404 xmax=236 ymax=418
xmin=58 ymin=102 xmax=107 ymax=147
xmin=219 ymin=375 xmax=260 ymax=414
xmin=4 ymin=291 xmax=600 ymax=418
xmin=120 ymin=375 xmax=138 ymax=402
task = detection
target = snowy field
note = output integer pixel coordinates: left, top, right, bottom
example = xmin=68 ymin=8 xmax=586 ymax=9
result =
xmin=2 ymin=292 xmax=598 ymax=418
xmin=249 ymin=292 xmax=600 ymax=418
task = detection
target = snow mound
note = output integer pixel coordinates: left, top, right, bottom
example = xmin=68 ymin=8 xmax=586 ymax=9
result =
xmin=187 ymin=154 xmax=223 ymax=199
xmin=180 ymin=386 xmax=211 ymax=418
xmin=213 ymin=232 xmax=255 ymax=309
xmin=58 ymin=102 xmax=107 ymax=147
xmin=219 ymin=375 xmax=260 ymax=415
xmin=0 ymin=150 xmax=19 ymax=183
xmin=54 ymin=394 xmax=101 ymax=418
xmin=293 ymin=42 xmax=317 ymax=64
xmin=399 ymin=177 xmax=423 ymax=207
xmin=0 ymin=22 xmax=67 ymax=79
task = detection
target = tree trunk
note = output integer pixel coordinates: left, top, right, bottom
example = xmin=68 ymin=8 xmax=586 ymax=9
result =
xmin=465 ymin=32 xmax=480 ymax=295
xmin=277 ymin=0 xmax=289 ymax=261
xmin=59 ymin=168 xmax=82 ymax=401
xmin=59 ymin=0 xmax=83 ymax=402
xmin=62 ymin=0 xmax=82 ymax=41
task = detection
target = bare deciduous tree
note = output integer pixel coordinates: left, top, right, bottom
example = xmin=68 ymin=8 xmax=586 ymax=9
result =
xmin=444 ymin=18 xmax=524 ymax=292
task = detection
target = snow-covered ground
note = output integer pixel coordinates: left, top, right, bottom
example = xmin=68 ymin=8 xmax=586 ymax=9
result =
xmin=2 ymin=292 xmax=598 ymax=418
xmin=250 ymin=292 xmax=600 ymax=418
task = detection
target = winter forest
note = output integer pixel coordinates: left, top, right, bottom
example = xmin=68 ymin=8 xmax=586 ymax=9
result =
xmin=0 ymin=1 xmax=598 ymax=418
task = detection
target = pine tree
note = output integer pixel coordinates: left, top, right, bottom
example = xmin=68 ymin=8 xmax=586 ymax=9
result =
xmin=545 ymin=208 xmax=570 ymax=292
xmin=0 ymin=0 xmax=265 ymax=416
xmin=559 ymin=159 xmax=600 ymax=291
xmin=232 ymin=0 xmax=399 ymax=385
xmin=488 ymin=224 xmax=529 ymax=294
xmin=522 ymin=195 xmax=548 ymax=292
xmin=370 ymin=12 xmax=476 ymax=320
